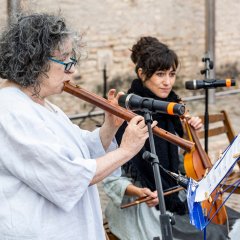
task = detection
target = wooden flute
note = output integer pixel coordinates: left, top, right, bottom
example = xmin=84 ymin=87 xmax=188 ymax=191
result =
xmin=63 ymin=81 xmax=194 ymax=152
xmin=120 ymin=186 xmax=185 ymax=209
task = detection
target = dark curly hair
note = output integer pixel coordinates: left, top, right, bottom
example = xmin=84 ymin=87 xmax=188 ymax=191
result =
xmin=130 ymin=36 xmax=179 ymax=80
xmin=0 ymin=13 xmax=80 ymax=94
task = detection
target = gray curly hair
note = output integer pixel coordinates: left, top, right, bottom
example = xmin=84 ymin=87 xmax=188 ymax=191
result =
xmin=0 ymin=13 xmax=80 ymax=94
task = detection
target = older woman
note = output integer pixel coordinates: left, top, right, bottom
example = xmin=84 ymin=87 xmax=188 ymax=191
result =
xmin=0 ymin=13 xmax=154 ymax=240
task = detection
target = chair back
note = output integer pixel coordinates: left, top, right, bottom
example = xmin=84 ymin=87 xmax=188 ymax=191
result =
xmin=198 ymin=110 xmax=235 ymax=143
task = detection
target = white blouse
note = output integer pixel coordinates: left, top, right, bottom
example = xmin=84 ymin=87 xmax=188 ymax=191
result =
xmin=0 ymin=87 xmax=117 ymax=240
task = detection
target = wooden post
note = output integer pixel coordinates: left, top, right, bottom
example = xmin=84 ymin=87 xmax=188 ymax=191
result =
xmin=205 ymin=0 xmax=216 ymax=104
xmin=7 ymin=0 xmax=21 ymax=25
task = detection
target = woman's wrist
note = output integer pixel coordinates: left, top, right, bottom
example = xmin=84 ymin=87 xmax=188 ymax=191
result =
xmin=125 ymin=184 xmax=144 ymax=197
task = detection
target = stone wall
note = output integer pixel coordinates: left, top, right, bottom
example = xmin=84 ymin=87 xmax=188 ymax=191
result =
xmin=0 ymin=0 xmax=7 ymax=27
xmin=0 ymin=0 xmax=240 ymax=114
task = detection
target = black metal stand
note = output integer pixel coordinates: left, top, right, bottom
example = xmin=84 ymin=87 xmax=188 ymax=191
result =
xmin=103 ymin=64 xmax=107 ymax=99
xmin=204 ymin=88 xmax=209 ymax=153
xmin=142 ymin=110 xmax=174 ymax=240
xmin=200 ymin=53 xmax=214 ymax=153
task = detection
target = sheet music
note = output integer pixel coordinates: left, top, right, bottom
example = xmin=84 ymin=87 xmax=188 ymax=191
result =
xmin=194 ymin=134 xmax=240 ymax=202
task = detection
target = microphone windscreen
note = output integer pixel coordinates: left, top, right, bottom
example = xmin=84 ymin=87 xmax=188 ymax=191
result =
xmin=174 ymin=104 xmax=185 ymax=116
xmin=185 ymin=81 xmax=195 ymax=90
xmin=118 ymin=94 xmax=128 ymax=108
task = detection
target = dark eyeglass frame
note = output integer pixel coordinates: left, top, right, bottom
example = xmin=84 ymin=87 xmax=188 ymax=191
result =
xmin=49 ymin=57 xmax=77 ymax=71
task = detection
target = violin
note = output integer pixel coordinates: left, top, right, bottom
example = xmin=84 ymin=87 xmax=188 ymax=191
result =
xmin=63 ymin=81 xmax=194 ymax=152
xmin=183 ymin=116 xmax=227 ymax=225
xmin=183 ymin=116 xmax=211 ymax=180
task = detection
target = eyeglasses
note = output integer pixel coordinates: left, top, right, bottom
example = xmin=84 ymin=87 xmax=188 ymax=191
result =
xmin=49 ymin=57 xmax=77 ymax=72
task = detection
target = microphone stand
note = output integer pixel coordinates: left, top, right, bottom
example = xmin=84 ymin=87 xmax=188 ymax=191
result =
xmin=142 ymin=110 xmax=174 ymax=240
xmin=200 ymin=53 xmax=214 ymax=153
xmin=103 ymin=64 xmax=108 ymax=99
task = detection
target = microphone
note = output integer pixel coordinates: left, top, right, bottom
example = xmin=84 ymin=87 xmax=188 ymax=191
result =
xmin=167 ymin=171 xmax=189 ymax=189
xmin=118 ymin=93 xmax=185 ymax=116
xmin=185 ymin=79 xmax=235 ymax=90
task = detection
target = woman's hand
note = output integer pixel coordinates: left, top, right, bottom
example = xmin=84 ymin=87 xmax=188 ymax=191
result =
xmin=104 ymin=89 xmax=125 ymax=130
xmin=137 ymin=188 xmax=159 ymax=208
xmin=120 ymin=116 xmax=157 ymax=157
xmin=187 ymin=116 xmax=202 ymax=131
xmin=125 ymin=184 xmax=159 ymax=208
xmin=99 ymin=89 xmax=125 ymax=150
